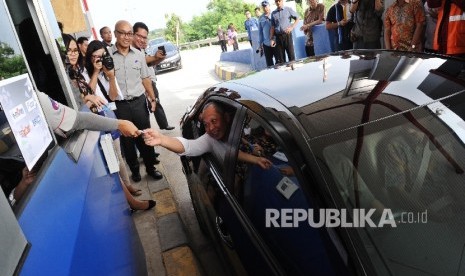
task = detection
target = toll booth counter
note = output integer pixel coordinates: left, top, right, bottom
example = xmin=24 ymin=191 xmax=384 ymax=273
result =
xmin=0 ymin=0 xmax=146 ymax=275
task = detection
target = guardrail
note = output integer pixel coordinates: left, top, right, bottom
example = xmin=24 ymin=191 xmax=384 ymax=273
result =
xmin=178 ymin=32 xmax=248 ymax=50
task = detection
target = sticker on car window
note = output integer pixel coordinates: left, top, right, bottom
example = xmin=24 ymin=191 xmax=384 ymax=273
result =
xmin=276 ymin=176 xmax=299 ymax=199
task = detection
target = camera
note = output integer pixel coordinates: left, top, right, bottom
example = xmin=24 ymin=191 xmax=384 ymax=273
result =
xmin=101 ymin=52 xmax=114 ymax=70
xmin=158 ymin=45 xmax=166 ymax=55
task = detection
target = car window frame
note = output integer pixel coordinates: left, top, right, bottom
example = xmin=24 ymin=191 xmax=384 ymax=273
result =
xmin=197 ymin=96 xmax=286 ymax=275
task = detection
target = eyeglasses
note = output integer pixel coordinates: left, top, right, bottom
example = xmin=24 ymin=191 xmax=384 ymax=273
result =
xmin=67 ymin=48 xmax=79 ymax=55
xmin=135 ymin=33 xmax=148 ymax=40
xmin=115 ymin=30 xmax=134 ymax=37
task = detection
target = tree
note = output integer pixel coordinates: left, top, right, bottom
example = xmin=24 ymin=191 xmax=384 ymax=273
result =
xmin=163 ymin=0 xmax=258 ymax=43
xmin=164 ymin=14 xmax=184 ymax=44
xmin=0 ymin=42 xmax=27 ymax=79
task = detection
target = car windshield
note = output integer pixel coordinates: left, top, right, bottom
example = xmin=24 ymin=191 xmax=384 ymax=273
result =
xmin=307 ymin=91 xmax=465 ymax=275
xmin=163 ymin=43 xmax=176 ymax=52
xmin=149 ymin=38 xmax=165 ymax=47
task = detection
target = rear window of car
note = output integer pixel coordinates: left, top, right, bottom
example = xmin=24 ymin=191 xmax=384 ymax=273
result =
xmin=310 ymin=103 xmax=465 ymax=275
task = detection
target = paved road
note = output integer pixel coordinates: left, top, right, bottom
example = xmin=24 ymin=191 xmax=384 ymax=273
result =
xmin=154 ymin=45 xmax=224 ymax=276
xmin=132 ymin=43 xmax=251 ymax=276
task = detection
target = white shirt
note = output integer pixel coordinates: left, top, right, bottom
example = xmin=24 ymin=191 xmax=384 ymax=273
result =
xmin=176 ymin=133 xmax=228 ymax=162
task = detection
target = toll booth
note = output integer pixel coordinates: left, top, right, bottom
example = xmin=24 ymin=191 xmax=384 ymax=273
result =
xmin=0 ymin=1 xmax=146 ymax=275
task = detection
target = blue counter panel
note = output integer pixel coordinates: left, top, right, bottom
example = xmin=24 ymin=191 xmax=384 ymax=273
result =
xmin=18 ymin=131 xmax=146 ymax=275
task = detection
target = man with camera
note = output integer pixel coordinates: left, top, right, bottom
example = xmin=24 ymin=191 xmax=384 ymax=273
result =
xmin=109 ymin=20 xmax=163 ymax=182
xmin=132 ymin=21 xmax=175 ymax=131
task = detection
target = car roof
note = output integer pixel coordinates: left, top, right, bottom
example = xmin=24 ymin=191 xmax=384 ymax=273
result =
xmin=147 ymin=41 xmax=177 ymax=55
xmin=213 ymin=50 xmax=465 ymax=139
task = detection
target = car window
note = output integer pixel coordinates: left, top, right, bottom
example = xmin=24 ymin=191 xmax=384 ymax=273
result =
xmin=311 ymin=105 xmax=465 ymax=275
xmin=232 ymin=114 xmax=347 ymax=275
xmin=190 ymin=100 xmax=238 ymax=176
xmin=164 ymin=43 xmax=176 ymax=52
xmin=148 ymin=38 xmax=165 ymax=47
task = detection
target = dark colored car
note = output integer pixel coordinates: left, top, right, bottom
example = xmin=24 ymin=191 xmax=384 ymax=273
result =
xmin=180 ymin=50 xmax=465 ymax=275
xmin=147 ymin=41 xmax=182 ymax=73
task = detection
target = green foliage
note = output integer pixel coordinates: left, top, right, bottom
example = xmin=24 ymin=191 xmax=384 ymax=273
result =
xmin=149 ymin=29 xmax=165 ymax=40
xmin=0 ymin=42 xmax=27 ymax=79
xmin=162 ymin=0 xmax=261 ymax=43
xmin=324 ymin=0 xmax=336 ymax=14
xmin=164 ymin=13 xmax=184 ymax=43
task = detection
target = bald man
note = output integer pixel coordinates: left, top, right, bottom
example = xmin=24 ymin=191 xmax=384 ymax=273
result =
xmin=109 ymin=20 xmax=162 ymax=181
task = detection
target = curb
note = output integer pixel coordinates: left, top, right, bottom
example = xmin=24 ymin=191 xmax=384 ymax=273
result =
xmin=152 ymin=187 xmax=202 ymax=276
xmin=214 ymin=61 xmax=252 ymax=81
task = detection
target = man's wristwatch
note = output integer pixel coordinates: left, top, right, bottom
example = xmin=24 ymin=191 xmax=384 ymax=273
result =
xmin=9 ymin=189 xmax=16 ymax=206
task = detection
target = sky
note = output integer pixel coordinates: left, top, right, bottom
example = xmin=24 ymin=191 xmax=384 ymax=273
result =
xmin=85 ymin=0 xmax=213 ymax=32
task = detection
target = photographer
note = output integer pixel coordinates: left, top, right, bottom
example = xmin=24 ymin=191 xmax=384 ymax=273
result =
xmin=83 ymin=40 xmax=123 ymax=103
xmin=133 ymin=21 xmax=175 ymax=131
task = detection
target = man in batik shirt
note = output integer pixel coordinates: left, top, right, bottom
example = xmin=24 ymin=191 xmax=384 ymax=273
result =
xmin=384 ymin=0 xmax=425 ymax=51
xmin=300 ymin=0 xmax=325 ymax=56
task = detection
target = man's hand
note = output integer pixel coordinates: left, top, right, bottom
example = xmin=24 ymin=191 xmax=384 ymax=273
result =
xmin=270 ymin=39 xmax=276 ymax=47
xmin=150 ymin=99 xmax=157 ymax=112
xmin=142 ymin=128 xmax=162 ymax=146
xmin=255 ymin=156 xmax=273 ymax=170
xmin=21 ymin=167 xmax=36 ymax=187
xmin=155 ymin=49 xmax=166 ymax=60
xmin=117 ymin=120 xmax=140 ymax=137
xmin=279 ymin=166 xmax=294 ymax=176
xmin=252 ymin=144 xmax=264 ymax=156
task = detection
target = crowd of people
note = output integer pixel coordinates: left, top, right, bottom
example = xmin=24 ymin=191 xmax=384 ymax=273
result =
xmin=216 ymin=0 xmax=464 ymax=65
xmin=6 ymin=0 xmax=463 ymax=210
xmin=53 ymin=20 xmax=181 ymax=212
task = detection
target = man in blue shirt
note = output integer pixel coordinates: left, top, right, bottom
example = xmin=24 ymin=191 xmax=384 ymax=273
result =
xmin=270 ymin=0 xmax=300 ymax=64
xmin=258 ymin=1 xmax=277 ymax=66
xmin=244 ymin=10 xmax=259 ymax=47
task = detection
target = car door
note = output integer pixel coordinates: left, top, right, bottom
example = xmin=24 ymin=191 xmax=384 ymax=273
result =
xmin=231 ymin=109 xmax=351 ymax=276
xmin=182 ymin=97 xmax=282 ymax=275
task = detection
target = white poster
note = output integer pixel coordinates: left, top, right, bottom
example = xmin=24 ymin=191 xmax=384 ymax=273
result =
xmin=0 ymin=74 xmax=53 ymax=169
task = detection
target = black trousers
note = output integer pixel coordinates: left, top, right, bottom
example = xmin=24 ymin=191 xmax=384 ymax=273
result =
xmin=151 ymin=81 xmax=170 ymax=129
xmin=263 ymin=44 xmax=276 ymax=67
xmin=305 ymin=45 xmax=315 ymax=57
xmin=275 ymin=32 xmax=295 ymax=64
xmin=114 ymin=94 xmax=156 ymax=174
xmin=219 ymin=40 xmax=227 ymax=52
